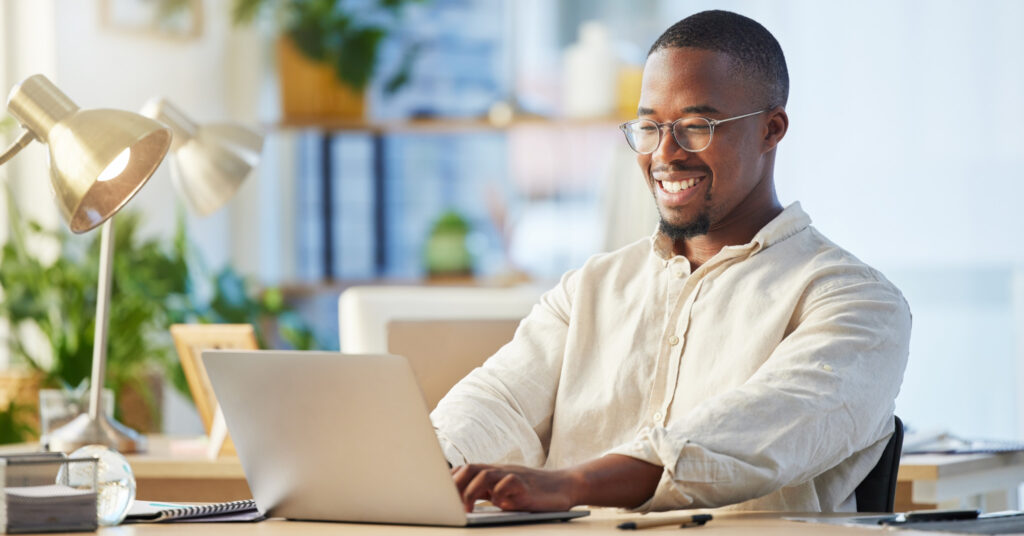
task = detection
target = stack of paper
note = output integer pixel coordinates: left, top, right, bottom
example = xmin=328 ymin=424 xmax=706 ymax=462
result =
xmin=3 ymin=484 xmax=97 ymax=533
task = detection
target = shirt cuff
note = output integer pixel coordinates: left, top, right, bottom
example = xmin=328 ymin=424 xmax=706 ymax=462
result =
xmin=605 ymin=427 xmax=696 ymax=512
xmin=436 ymin=430 xmax=469 ymax=467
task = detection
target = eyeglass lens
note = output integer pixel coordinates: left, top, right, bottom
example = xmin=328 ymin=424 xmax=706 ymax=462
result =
xmin=622 ymin=118 xmax=713 ymax=154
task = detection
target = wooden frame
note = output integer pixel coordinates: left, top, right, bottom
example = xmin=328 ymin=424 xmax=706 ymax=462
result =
xmin=171 ymin=324 xmax=258 ymax=455
xmin=99 ymin=0 xmax=204 ymax=40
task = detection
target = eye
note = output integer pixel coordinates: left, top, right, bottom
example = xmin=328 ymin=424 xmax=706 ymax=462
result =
xmin=679 ymin=120 xmax=710 ymax=132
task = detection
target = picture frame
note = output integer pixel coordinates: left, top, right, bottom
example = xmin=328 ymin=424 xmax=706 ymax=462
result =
xmin=99 ymin=0 xmax=204 ymax=40
xmin=170 ymin=324 xmax=258 ymax=456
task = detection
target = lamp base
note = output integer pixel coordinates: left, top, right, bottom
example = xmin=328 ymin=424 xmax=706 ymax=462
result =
xmin=46 ymin=412 xmax=147 ymax=454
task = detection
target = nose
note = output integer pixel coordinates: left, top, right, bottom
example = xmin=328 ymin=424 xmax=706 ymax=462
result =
xmin=651 ymin=124 xmax=689 ymax=162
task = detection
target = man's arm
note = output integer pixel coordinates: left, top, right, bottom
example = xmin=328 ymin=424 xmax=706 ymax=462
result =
xmin=605 ymin=276 xmax=912 ymax=510
xmin=431 ymin=270 xmax=578 ymax=466
xmin=452 ymin=454 xmax=662 ymax=512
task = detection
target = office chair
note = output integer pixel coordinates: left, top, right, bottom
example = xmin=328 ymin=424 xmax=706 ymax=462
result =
xmin=855 ymin=415 xmax=904 ymax=512
xmin=338 ymin=285 xmax=542 ymax=410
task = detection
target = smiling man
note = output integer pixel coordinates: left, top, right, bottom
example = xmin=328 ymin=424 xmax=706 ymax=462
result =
xmin=430 ymin=10 xmax=911 ymax=513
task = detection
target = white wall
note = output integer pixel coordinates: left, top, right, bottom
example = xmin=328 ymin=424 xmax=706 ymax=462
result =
xmin=1 ymin=0 xmax=59 ymax=235
xmin=0 ymin=0 xmax=60 ymax=371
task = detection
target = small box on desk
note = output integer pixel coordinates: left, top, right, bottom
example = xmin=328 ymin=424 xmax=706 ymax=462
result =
xmin=1 ymin=452 xmax=98 ymax=533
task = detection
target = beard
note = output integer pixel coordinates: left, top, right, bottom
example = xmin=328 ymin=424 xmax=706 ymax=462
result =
xmin=659 ymin=211 xmax=710 ymax=240
xmin=654 ymin=176 xmax=713 ymax=240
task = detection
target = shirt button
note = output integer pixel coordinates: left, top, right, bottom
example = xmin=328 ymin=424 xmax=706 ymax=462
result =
xmin=673 ymin=269 xmax=685 ymax=278
xmin=653 ymin=412 xmax=663 ymax=422
xmin=822 ymin=364 xmax=834 ymax=372
xmin=668 ymin=335 xmax=680 ymax=346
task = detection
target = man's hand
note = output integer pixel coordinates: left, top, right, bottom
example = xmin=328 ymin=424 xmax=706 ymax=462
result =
xmin=451 ymin=454 xmax=662 ymax=512
xmin=451 ymin=463 xmax=578 ymax=512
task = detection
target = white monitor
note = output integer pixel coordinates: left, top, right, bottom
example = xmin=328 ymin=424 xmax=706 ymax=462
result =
xmin=338 ymin=285 xmax=543 ymax=409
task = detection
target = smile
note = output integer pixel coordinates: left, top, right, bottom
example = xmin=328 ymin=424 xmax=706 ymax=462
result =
xmin=658 ymin=176 xmax=705 ymax=193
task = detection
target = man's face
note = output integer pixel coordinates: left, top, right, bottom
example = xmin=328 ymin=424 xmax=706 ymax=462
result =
xmin=637 ymin=47 xmax=773 ymax=239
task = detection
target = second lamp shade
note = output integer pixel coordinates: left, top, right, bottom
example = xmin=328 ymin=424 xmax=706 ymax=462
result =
xmin=142 ymin=98 xmax=264 ymax=217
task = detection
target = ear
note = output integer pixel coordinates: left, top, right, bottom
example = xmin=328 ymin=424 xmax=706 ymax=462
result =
xmin=761 ymin=106 xmax=788 ymax=153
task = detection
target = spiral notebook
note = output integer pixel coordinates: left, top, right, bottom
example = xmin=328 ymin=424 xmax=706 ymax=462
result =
xmin=125 ymin=499 xmax=265 ymax=523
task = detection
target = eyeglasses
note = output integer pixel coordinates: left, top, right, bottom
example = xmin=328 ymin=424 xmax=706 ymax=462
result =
xmin=619 ymin=109 xmax=768 ymax=154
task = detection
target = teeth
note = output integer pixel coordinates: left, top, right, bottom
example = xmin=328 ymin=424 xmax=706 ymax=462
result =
xmin=661 ymin=177 xmax=701 ymax=193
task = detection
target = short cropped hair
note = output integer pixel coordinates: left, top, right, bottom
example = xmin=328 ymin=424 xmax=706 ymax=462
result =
xmin=649 ymin=10 xmax=789 ymax=107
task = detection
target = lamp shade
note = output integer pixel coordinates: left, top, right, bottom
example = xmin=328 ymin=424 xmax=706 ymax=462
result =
xmin=6 ymin=74 xmax=171 ymax=233
xmin=142 ymin=98 xmax=263 ymax=216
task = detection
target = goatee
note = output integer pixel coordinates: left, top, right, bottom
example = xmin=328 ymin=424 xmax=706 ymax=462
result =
xmin=659 ymin=213 xmax=710 ymax=240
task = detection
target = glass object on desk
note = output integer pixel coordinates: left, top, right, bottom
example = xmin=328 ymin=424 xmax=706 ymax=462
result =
xmin=59 ymin=445 xmax=136 ymax=526
xmin=39 ymin=388 xmax=114 ymax=449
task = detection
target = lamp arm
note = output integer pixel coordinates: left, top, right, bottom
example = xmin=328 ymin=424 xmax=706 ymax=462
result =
xmin=88 ymin=218 xmax=115 ymax=420
xmin=0 ymin=130 xmax=36 ymax=166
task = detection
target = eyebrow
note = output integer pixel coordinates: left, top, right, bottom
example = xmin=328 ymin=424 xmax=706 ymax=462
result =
xmin=637 ymin=104 xmax=721 ymax=116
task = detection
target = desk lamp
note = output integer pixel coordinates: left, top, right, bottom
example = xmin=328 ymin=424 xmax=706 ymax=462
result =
xmin=1 ymin=74 xmax=172 ymax=453
xmin=141 ymin=98 xmax=263 ymax=216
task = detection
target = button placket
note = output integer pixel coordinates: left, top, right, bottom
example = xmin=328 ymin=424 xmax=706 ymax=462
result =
xmin=658 ymin=277 xmax=706 ymax=427
xmin=646 ymin=267 xmax=689 ymax=428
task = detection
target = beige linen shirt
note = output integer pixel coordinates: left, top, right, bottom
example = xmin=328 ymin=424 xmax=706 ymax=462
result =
xmin=430 ymin=202 xmax=911 ymax=512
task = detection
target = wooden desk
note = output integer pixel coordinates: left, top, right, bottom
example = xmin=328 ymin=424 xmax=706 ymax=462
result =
xmin=129 ymin=438 xmax=1024 ymax=514
xmin=126 ymin=437 xmax=250 ymax=502
xmin=896 ymin=451 xmax=1024 ymax=512
xmin=77 ymin=510 xmax=945 ymax=536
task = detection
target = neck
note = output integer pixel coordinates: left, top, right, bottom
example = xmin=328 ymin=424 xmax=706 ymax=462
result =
xmin=674 ymin=178 xmax=782 ymax=269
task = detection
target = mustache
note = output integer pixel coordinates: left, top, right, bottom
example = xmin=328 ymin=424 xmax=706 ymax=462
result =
xmin=650 ymin=162 xmax=712 ymax=176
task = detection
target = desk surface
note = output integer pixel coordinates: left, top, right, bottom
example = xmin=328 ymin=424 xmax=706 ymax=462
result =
xmin=896 ymin=451 xmax=1024 ymax=511
xmin=128 ymin=438 xmax=1024 ymax=510
xmin=138 ymin=438 xmax=1024 ymax=479
xmin=899 ymin=451 xmax=1024 ymax=480
xmin=71 ymin=510 xmax=948 ymax=536
xmin=126 ymin=437 xmax=249 ymax=502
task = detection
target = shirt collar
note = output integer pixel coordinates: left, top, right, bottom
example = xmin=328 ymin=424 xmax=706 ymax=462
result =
xmin=648 ymin=202 xmax=812 ymax=262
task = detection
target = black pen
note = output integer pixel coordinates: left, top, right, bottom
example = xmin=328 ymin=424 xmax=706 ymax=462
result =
xmin=617 ymin=513 xmax=713 ymax=530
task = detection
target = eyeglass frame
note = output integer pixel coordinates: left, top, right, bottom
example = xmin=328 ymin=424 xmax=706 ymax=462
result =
xmin=618 ymin=109 xmax=770 ymax=154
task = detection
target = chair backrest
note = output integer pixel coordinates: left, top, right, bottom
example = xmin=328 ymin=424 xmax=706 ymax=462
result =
xmin=387 ymin=318 xmax=520 ymax=409
xmin=855 ymin=415 xmax=904 ymax=512
xmin=338 ymin=285 xmax=542 ymax=409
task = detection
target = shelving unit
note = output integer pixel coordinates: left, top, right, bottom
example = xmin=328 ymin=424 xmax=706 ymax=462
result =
xmin=273 ymin=116 xmax=624 ymax=282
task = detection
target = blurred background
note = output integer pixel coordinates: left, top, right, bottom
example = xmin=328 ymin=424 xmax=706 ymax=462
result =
xmin=0 ymin=0 xmax=1022 ymax=448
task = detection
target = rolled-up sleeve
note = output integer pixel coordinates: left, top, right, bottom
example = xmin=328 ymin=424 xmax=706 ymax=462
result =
xmin=431 ymin=270 xmax=577 ymax=467
xmin=607 ymin=276 xmax=911 ymax=511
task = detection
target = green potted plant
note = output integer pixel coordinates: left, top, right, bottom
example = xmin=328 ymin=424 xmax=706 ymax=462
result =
xmin=424 ymin=209 xmax=474 ymax=278
xmin=0 ymin=196 xmax=321 ymax=443
xmin=0 ymin=400 xmax=35 ymax=444
xmin=232 ymin=0 xmax=424 ymax=121
xmin=0 ymin=197 xmax=187 ymax=434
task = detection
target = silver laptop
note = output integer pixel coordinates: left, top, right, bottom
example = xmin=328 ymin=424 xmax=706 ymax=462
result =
xmin=203 ymin=349 xmax=589 ymax=527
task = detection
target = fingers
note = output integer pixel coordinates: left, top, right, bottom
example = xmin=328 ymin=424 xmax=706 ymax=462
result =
xmin=452 ymin=465 xmax=533 ymax=512
xmin=451 ymin=464 xmax=477 ymax=492
xmin=491 ymin=473 xmax=527 ymax=511
xmin=458 ymin=467 xmax=505 ymax=514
